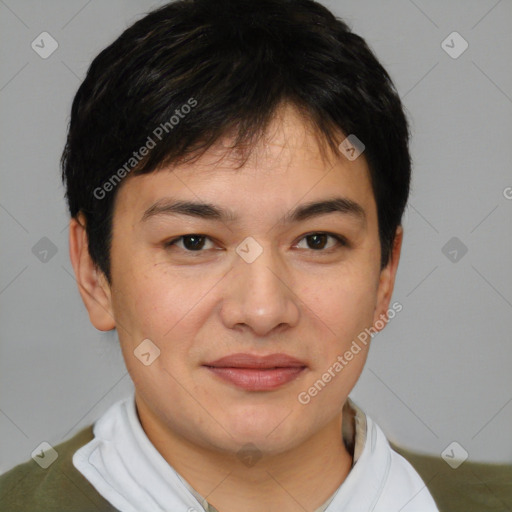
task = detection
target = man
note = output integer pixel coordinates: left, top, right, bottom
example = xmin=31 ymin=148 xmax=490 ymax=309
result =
xmin=0 ymin=0 xmax=439 ymax=510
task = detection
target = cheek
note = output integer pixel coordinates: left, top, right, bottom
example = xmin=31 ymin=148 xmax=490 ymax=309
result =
xmin=112 ymin=266 xmax=214 ymax=374
xmin=304 ymin=271 xmax=378 ymax=349
xmin=296 ymin=276 xmax=376 ymax=413
xmin=113 ymin=272 xmax=200 ymax=404
xmin=111 ymin=253 xmax=182 ymax=333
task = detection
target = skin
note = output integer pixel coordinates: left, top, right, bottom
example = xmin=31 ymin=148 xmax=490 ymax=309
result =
xmin=69 ymin=103 xmax=403 ymax=512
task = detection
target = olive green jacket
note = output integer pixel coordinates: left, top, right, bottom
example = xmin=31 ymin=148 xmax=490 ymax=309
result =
xmin=1 ymin=425 xmax=511 ymax=511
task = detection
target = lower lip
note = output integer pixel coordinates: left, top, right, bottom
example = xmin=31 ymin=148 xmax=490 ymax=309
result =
xmin=205 ymin=366 xmax=306 ymax=391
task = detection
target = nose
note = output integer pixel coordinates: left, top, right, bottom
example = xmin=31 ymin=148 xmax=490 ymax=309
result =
xmin=220 ymin=242 xmax=300 ymax=337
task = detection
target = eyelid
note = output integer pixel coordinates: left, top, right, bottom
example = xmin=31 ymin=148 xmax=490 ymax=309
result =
xmin=164 ymin=232 xmax=349 ymax=252
xmin=164 ymin=234 xmax=217 ymax=250
xmin=294 ymin=232 xmax=349 ymax=251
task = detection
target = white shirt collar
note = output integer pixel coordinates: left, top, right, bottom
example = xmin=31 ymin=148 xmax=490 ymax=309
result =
xmin=73 ymin=392 xmax=437 ymax=511
xmin=73 ymin=392 xmax=205 ymax=512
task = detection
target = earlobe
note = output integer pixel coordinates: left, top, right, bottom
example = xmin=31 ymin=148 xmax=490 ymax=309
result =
xmin=373 ymin=226 xmax=403 ymax=329
xmin=68 ymin=213 xmax=116 ymax=331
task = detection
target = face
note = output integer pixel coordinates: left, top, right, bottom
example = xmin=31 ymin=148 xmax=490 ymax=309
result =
xmin=72 ymin=104 xmax=401 ymax=457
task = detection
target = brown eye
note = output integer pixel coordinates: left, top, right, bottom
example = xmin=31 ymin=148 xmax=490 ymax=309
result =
xmin=165 ymin=234 xmax=214 ymax=252
xmin=296 ymin=232 xmax=347 ymax=251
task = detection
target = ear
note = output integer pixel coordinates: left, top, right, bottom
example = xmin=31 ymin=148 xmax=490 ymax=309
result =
xmin=373 ymin=226 xmax=403 ymax=330
xmin=68 ymin=212 xmax=116 ymax=331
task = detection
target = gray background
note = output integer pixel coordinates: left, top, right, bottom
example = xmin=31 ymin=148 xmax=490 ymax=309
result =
xmin=1 ymin=0 xmax=511 ymax=473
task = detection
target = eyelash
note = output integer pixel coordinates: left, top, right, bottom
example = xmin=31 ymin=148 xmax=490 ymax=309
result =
xmin=163 ymin=232 xmax=348 ymax=255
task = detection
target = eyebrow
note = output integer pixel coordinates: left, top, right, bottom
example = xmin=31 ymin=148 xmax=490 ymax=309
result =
xmin=141 ymin=196 xmax=366 ymax=226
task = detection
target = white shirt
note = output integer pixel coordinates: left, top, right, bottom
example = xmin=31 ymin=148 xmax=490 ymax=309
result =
xmin=73 ymin=393 xmax=438 ymax=512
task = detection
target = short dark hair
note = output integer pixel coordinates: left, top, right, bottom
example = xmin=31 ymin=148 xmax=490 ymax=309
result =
xmin=61 ymin=0 xmax=411 ymax=284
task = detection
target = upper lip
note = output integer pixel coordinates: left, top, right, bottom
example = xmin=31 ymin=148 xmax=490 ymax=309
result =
xmin=204 ymin=353 xmax=307 ymax=369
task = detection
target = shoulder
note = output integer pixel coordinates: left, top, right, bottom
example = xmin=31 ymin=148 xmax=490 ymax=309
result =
xmin=379 ymin=447 xmax=440 ymax=511
xmin=356 ymin=416 xmax=438 ymax=512
xmin=0 ymin=425 xmax=119 ymax=512
xmin=369 ymin=419 xmax=439 ymax=511
xmin=341 ymin=401 xmax=439 ymax=511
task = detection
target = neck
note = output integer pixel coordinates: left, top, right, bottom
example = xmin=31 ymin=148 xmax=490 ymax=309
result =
xmin=137 ymin=401 xmax=354 ymax=512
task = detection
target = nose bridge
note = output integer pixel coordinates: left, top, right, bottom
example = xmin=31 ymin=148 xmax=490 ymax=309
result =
xmin=239 ymin=241 xmax=283 ymax=295
xmin=222 ymin=237 xmax=299 ymax=334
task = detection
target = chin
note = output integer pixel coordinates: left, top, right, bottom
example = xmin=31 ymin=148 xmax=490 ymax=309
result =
xmin=222 ymin=414 xmax=306 ymax=453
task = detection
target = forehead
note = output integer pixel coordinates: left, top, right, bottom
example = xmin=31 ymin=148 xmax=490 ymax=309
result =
xmin=113 ymin=104 xmax=376 ymax=225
